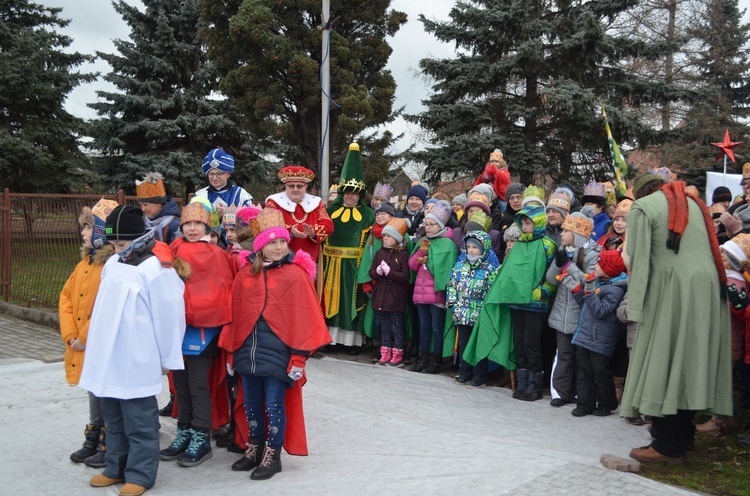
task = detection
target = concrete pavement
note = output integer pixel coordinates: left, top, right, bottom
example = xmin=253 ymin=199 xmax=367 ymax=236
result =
xmin=0 ymin=313 xmax=701 ymax=496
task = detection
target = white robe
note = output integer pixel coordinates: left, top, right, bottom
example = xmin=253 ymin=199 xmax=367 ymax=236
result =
xmin=79 ymin=255 xmax=186 ymax=399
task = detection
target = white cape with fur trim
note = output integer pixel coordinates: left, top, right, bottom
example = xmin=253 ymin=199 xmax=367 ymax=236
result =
xmin=79 ymin=256 xmax=186 ymax=399
xmin=266 ymin=192 xmax=322 ymax=213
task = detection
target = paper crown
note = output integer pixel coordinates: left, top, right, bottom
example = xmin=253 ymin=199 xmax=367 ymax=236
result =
xmin=466 ymin=191 xmax=491 ymax=206
xmin=466 ymin=210 xmax=491 ymax=232
xmin=561 ymin=212 xmax=594 ymax=238
xmin=582 ymin=181 xmax=606 ymax=201
xmin=181 ymin=202 xmax=211 ymax=227
xmin=547 ymin=189 xmax=572 ymax=213
xmin=252 ymin=208 xmax=291 ymax=253
xmin=91 ymin=198 xmax=119 ymax=223
xmin=613 ymin=199 xmax=633 ymax=219
xmin=522 ymin=185 xmax=546 ymax=207
xmin=603 ymin=182 xmax=617 ymax=206
xmin=135 ymin=172 xmax=167 ymax=201
xmin=372 ymin=182 xmax=393 ymax=201
xmin=648 ymin=167 xmax=674 ymax=183
xmin=488 ymin=148 xmax=506 ymax=166
xmin=279 ymin=165 xmax=315 ymax=184
xmin=338 ymin=142 xmax=367 ymax=194
xmin=235 ymin=206 xmax=262 ymax=242
xmin=743 ymin=162 xmax=750 ymax=180
xmin=222 ymin=205 xmax=238 ymax=227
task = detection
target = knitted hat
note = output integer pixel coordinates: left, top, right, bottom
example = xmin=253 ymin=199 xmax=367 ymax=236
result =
xmin=515 ymin=204 xmax=547 ymax=239
xmin=506 ymin=183 xmax=526 ymax=200
xmin=87 ymin=198 xmax=119 ymax=249
xmin=633 ymin=173 xmax=665 ymax=199
xmin=105 ymin=205 xmax=146 ymax=242
xmin=338 ymin=142 xmax=366 ymax=194
xmin=546 ymin=187 xmax=573 ymax=217
xmin=463 ymin=191 xmax=492 ymax=216
xmin=425 ymin=198 xmax=439 ymax=208
xmin=521 ymin=185 xmax=546 ymax=208
xmin=381 ymin=217 xmax=409 ymax=244
xmin=712 ymin=186 xmax=732 ymax=204
xmin=372 ymin=182 xmax=393 ymax=201
xmin=279 ymin=165 xmax=315 ymax=184
xmin=709 ymin=203 xmax=726 ymax=219
xmin=222 ymin=205 xmax=238 ymax=228
xmin=425 ymin=200 xmax=452 ymax=228
xmin=464 ymin=210 xmax=491 ymax=232
xmin=597 ymin=250 xmax=626 ymax=278
xmin=135 ymin=172 xmax=167 ymax=204
xmin=407 ymin=184 xmax=428 ymax=204
xmin=180 ymin=202 xmax=211 ymax=232
xmin=503 ymin=223 xmax=521 ymax=243
xmin=465 ymin=236 xmax=485 ymax=254
xmin=451 ymin=194 xmax=467 ymax=207
xmin=253 ymin=208 xmax=291 ymax=253
xmin=374 ymin=202 xmax=396 ymax=217
xmin=582 ymin=181 xmax=606 ymax=206
xmin=235 ymin=205 xmax=262 ymax=243
xmin=469 ymin=183 xmax=496 ymax=202
xmin=722 ymin=233 xmax=750 ymax=269
xmin=613 ymin=199 xmax=633 ymax=220
xmin=202 ymin=149 xmax=235 ymax=174
xmin=561 ymin=205 xmax=595 ymax=248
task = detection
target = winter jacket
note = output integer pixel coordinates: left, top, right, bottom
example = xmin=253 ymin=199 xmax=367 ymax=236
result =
xmin=409 ymin=231 xmax=456 ymax=305
xmin=546 ymin=224 xmax=562 ymax=246
xmin=369 ymin=247 xmax=410 ymax=313
xmin=616 ymin=292 xmax=638 ymax=349
xmin=591 ymin=211 xmax=612 ymax=242
xmin=446 ymin=232 xmax=499 ymax=326
xmin=546 ymin=243 xmax=601 ymax=335
xmin=59 ymin=245 xmax=115 ymax=385
xmin=571 ymin=274 xmax=628 ymax=356
xmin=397 ymin=207 xmax=424 ymax=237
xmin=507 ymin=205 xmax=558 ymax=313
xmin=234 ymin=316 xmax=294 ymax=387
xmin=451 ymin=225 xmax=503 ymax=262
xmin=144 ymin=198 xmax=181 ymax=244
xmin=726 ymin=271 xmax=750 ymax=364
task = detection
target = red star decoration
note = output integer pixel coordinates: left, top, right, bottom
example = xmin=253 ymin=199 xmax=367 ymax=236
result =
xmin=711 ymin=129 xmax=742 ymax=163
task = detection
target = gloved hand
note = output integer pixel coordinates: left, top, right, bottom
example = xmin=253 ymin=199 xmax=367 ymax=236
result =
xmin=559 ymin=271 xmax=582 ymax=293
xmin=376 ymin=263 xmax=384 ymax=276
xmin=419 ymin=237 xmax=431 ymax=252
xmin=583 ymin=272 xmax=597 ymax=294
xmin=554 ymin=246 xmax=570 ymax=268
xmin=226 ymin=353 xmax=235 ymax=376
xmin=720 ymin=212 xmax=743 ymax=237
xmin=287 ymin=355 xmax=306 ymax=381
xmin=380 ymin=260 xmax=391 ymax=276
xmin=728 ymin=284 xmax=750 ymax=311
xmin=604 ymin=235 xmax=623 ymax=251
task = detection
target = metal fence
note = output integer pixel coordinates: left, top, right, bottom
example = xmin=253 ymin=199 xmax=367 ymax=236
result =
xmin=0 ymin=189 xmax=183 ymax=309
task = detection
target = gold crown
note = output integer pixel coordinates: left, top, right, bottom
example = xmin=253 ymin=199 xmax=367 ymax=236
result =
xmin=91 ymin=198 xmax=119 ymax=222
xmin=135 ymin=172 xmax=166 ymax=199
xmin=466 ymin=210 xmax=491 ymax=231
xmin=180 ymin=202 xmax=210 ymax=226
xmin=278 ymin=166 xmax=315 ymax=184
xmin=338 ymin=178 xmax=367 ymax=193
xmin=523 ymin=185 xmax=546 ymax=202
xmin=561 ymin=214 xmax=594 ymax=238
xmin=547 ymin=191 xmax=571 ymax=212
xmin=467 ymin=191 xmax=491 ymax=206
xmin=731 ymin=233 xmax=750 ymax=260
xmin=489 ymin=148 xmax=504 ymax=163
xmin=252 ymin=207 xmax=286 ymax=237
xmin=222 ymin=205 xmax=238 ymax=226
xmin=613 ymin=199 xmax=633 ymax=219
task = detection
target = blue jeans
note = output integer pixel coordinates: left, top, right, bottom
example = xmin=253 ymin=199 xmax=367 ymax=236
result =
xmin=241 ymin=374 xmax=287 ymax=448
xmin=417 ymin=304 xmax=444 ymax=355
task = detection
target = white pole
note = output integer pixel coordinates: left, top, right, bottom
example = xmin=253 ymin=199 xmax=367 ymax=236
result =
xmin=320 ymin=0 xmax=331 ymax=199
xmin=723 ymin=154 xmax=727 ymax=185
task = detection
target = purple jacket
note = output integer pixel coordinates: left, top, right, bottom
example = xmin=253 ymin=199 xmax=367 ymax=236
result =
xmin=408 ymin=231 xmax=452 ymax=305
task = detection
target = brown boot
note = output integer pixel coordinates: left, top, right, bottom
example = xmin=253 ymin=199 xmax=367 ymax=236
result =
xmin=90 ymin=474 xmax=124 ymax=487
xmin=119 ymin=483 xmax=146 ymax=496
xmin=613 ymin=377 xmax=625 ymax=404
xmin=629 ymin=446 xmax=685 ymax=465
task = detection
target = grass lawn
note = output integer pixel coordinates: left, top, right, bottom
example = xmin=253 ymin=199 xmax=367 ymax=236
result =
xmin=640 ymin=412 xmax=750 ymax=496
xmin=10 ymin=241 xmax=79 ymax=309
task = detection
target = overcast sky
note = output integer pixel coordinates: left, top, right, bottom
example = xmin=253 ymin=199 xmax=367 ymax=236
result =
xmin=39 ymin=0 xmax=750 ymax=157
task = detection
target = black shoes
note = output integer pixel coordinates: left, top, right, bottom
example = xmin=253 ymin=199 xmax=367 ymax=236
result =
xmin=550 ymin=398 xmax=569 ymax=407
xmin=231 ymin=440 xmax=265 ymax=471
xmin=250 ymin=446 xmax=282 ymax=480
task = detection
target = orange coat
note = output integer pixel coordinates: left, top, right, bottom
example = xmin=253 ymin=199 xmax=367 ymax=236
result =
xmin=58 ymin=245 xmax=114 ymax=385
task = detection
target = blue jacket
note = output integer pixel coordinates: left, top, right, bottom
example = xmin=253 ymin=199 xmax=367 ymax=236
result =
xmin=446 ymin=231 xmax=499 ymax=326
xmin=144 ymin=198 xmax=181 ymax=244
xmin=571 ymin=274 xmax=627 ymax=356
xmin=591 ymin=211 xmax=612 ymax=242
xmin=234 ymin=316 xmax=293 ymax=387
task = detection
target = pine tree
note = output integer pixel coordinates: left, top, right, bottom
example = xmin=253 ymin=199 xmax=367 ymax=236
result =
xmin=89 ymin=0 xmax=264 ymax=197
xmin=0 ymin=0 xmax=96 ymax=192
xmin=407 ymin=0 xmax=681 ymax=186
xmin=201 ymin=0 xmax=407 ymax=189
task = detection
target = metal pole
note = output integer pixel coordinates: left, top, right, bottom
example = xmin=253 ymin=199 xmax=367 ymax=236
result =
xmin=723 ymin=154 xmax=727 ymax=183
xmin=320 ymin=0 xmax=331 ymax=199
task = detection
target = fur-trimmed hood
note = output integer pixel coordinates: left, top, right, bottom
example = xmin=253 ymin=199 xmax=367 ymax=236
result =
xmin=237 ymin=249 xmax=316 ymax=280
xmin=80 ymin=243 xmax=116 ymax=263
xmin=172 ymin=255 xmax=191 ymax=281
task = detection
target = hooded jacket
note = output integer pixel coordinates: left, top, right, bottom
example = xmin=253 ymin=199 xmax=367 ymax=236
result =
xmin=546 ymin=243 xmax=601 ymax=334
xmin=446 ymin=231 xmax=499 ymax=326
xmin=144 ymin=197 xmax=181 ymax=244
xmin=571 ymin=274 xmax=628 ymax=356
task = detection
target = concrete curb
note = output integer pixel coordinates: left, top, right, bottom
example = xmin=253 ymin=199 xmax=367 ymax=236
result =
xmin=0 ymin=301 xmax=58 ymax=330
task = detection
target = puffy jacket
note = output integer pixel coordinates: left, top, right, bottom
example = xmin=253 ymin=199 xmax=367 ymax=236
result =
xmin=591 ymin=211 xmax=612 ymax=242
xmin=546 ymin=244 xmax=601 ymax=334
xmin=446 ymin=232 xmax=499 ymax=325
xmin=571 ymin=274 xmax=627 ymax=356
xmin=369 ymin=247 xmax=410 ymax=313
xmin=451 ymin=225 xmax=504 ymax=262
xmin=234 ymin=317 xmax=293 ymax=387
xmin=409 ymin=231 xmax=453 ymax=305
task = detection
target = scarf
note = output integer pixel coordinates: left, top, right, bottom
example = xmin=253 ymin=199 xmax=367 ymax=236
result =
xmin=661 ymin=181 xmax=727 ymax=299
xmin=373 ymin=223 xmax=384 ymax=240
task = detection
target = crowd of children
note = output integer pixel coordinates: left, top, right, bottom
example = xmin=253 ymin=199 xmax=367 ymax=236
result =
xmin=60 ymin=146 xmax=749 ymax=494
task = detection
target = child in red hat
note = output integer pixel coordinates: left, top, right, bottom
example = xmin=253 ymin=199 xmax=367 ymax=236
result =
xmin=560 ymin=249 xmax=627 ymax=417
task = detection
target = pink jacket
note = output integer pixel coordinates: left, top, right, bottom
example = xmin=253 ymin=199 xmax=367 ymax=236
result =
xmin=409 ymin=232 xmax=452 ymax=305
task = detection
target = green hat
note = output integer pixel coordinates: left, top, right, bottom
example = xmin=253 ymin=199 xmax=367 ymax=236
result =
xmin=338 ymin=142 xmax=367 ymax=194
xmin=632 ymin=173 xmax=665 ymax=199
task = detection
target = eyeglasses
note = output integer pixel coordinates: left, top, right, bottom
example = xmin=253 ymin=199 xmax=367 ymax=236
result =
xmin=286 ymin=183 xmax=307 ymax=190
xmin=375 ymin=211 xmax=390 ymax=217
xmin=208 ymin=171 xmax=228 ymax=178
xmin=424 ymin=222 xmax=439 ymax=228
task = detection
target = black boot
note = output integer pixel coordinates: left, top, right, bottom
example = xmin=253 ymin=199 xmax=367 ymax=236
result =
xmin=518 ymin=371 xmax=544 ymax=401
xmin=231 ymin=439 xmax=265 ymax=471
xmin=512 ymin=369 xmax=529 ymax=399
xmin=159 ymin=394 xmax=175 ymax=417
xmin=70 ymin=424 xmax=100 ymax=463
xmin=251 ymin=445 xmax=282 ymax=480
xmin=177 ymin=427 xmax=213 ymax=467
xmin=422 ymin=354 xmax=442 ymax=374
xmin=409 ymin=352 xmax=429 ymax=373
xmin=160 ymin=423 xmax=192 ymax=461
xmin=84 ymin=426 xmax=106 ymax=468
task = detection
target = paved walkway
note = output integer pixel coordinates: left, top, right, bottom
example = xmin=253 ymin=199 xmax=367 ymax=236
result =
xmin=0 ymin=313 xmax=702 ymax=496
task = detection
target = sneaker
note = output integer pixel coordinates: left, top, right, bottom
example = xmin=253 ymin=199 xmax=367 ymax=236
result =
xmin=466 ymin=377 xmax=487 ymax=388
xmin=160 ymin=425 xmax=192 ymax=461
xmin=571 ymin=407 xmax=591 ymax=417
xmin=177 ymin=428 xmax=213 ymax=467
xmin=453 ymin=375 xmax=472 ymax=385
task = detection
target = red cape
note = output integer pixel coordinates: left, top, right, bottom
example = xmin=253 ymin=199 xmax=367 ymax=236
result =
xmin=170 ymin=238 xmax=233 ymax=327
